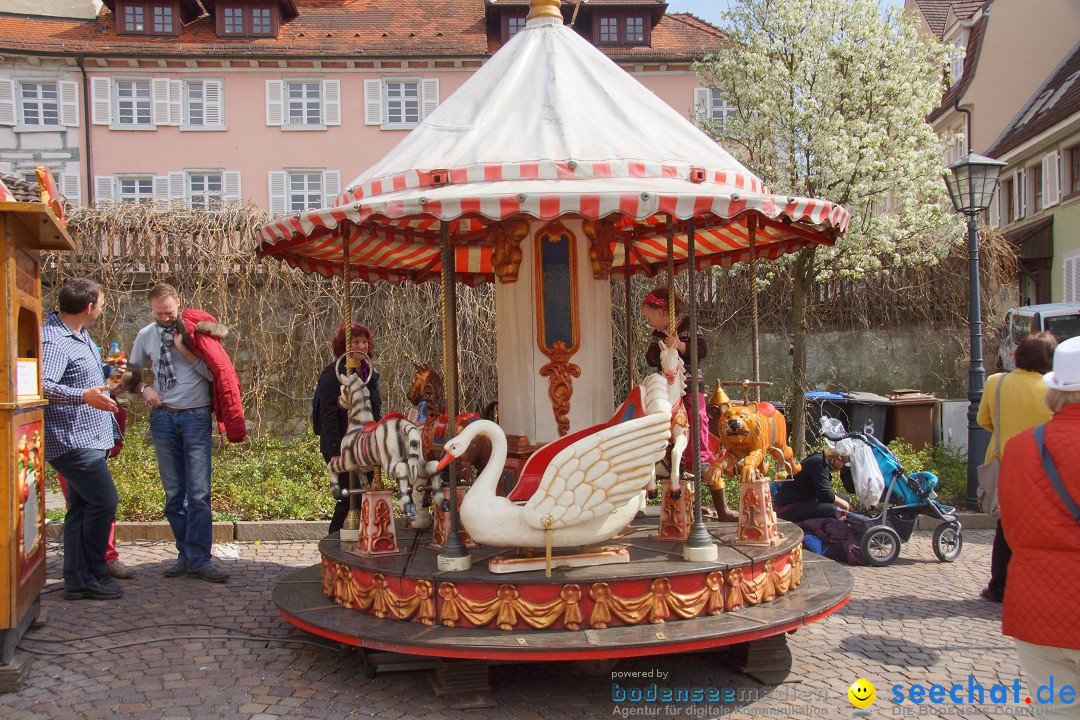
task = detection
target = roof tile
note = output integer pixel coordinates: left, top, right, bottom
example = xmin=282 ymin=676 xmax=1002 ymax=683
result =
xmin=988 ymin=42 xmax=1080 ymax=158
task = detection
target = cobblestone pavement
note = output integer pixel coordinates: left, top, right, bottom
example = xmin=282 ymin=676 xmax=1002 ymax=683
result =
xmin=0 ymin=530 xmax=1031 ymax=720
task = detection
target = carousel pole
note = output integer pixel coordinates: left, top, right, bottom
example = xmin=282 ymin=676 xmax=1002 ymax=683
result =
xmin=339 ymin=223 xmax=361 ymax=544
xmin=437 ymin=221 xmax=472 ymax=571
xmin=683 ymin=217 xmax=718 ymax=562
xmin=666 ymin=218 xmax=676 ymax=336
xmin=624 ymin=242 xmax=634 ymax=391
xmin=748 ymin=216 xmax=761 ymax=402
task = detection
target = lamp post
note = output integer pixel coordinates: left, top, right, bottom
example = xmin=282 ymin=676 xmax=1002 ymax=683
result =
xmin=942 ymin=153 xmax=1006 ymax=510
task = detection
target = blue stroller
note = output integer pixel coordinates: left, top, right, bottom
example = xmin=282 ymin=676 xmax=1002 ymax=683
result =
xmin=827 ymin=430 xmax=963 ymax=567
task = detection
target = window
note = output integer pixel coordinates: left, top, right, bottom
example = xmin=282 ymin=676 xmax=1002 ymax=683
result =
xmin=118 ymin=3 xmax=178 ymax=35
xmin=252 ymin=7 xmax=271 ymax=34
xmin=506 ymin=15 xmax=527 ymax=40
xmin=385 ymin=81 xmax=420 ymax=126
xmin=267 ymin=169 xmax=341 ymax=213
xmin=152 ymin=5 xmax=173 ymax=34
xmin=363 ymin=78 xmax=439 ymax=129
xmin=188 ymin=173 xmax=223 ymax=209
xmin=218 ymin=5 xmax=276 ymax=37
xmin=223 ymin=7 xmax=243 ymax=34
xmin=951 ymin=38 xmax=964 ymax=85
xmin=694 ymin=88 xmax=736 ymax=132
xmin=595 ymin=13 xmax=649 ymax=45
xmin=287 ymin=81 xmax=322 ymax=126
xmin=1068 ymin=145 xmax=1080 ymax=198
xmin=117 ymin=176 xmax=155 ymax=204
xmin=20 ymin=83 xmax=59 ymax=126
xmin=999 ymin=176 xmax=1014 ymax=224
xmin=599 ymin=17 xmax=619 ymax=43
xmin=124 ymin=5 xmax=145 ymax=32
xmin=115 ymin=80 xmax=152 ymax=126
xmin=183 ymin=79 xmax=224 ymax=128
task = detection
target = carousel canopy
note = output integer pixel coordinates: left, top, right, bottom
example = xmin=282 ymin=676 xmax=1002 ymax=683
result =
xmin=256 ymin=7 xmax=849 ymax=285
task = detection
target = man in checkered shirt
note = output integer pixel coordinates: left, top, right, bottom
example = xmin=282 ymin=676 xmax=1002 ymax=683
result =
xmin=42 ymin=278 xmax=125 ymax=601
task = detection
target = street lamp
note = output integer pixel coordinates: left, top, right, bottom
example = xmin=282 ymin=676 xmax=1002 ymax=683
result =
xmin=942 ymin=152 xmax=1006 ymax=510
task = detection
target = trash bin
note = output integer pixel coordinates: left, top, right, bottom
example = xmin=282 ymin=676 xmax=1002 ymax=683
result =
xmin=843 ymin=391 xmax=893 ymax=440
xmin=885 ymin=389 xmax=939 ymax=450
xmin=805 ymin=391 xmax=849 ymax=445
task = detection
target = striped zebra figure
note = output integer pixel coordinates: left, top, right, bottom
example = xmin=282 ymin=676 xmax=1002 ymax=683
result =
xmin=328 ymin=365 xmax=436 ymax=528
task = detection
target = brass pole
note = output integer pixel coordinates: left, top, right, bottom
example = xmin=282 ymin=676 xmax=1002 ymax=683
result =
xmin=624 ymin=242 xmax=633 ymax=390
xmin=340 ymin=223 xmax=360 ymax=543
xmin=666 ymin=218 xmax=676 ymax=336
xmin=439 ymin=221 xmax=469 ymax=563
xmin=748 ymin=216 xmax=761 ymax=402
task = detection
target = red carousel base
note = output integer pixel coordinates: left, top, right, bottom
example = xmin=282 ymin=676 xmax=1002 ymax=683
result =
xmin=274 ymin=507 xmax=851 ymax=662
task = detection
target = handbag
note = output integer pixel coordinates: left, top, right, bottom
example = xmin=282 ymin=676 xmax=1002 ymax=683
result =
xmin=1034 ymin=424 xmax=1080 ymax=524
xmin=976 ymin=374 xmax=1006 ymax=515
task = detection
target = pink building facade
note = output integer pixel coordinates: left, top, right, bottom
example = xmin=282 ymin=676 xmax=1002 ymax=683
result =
xmin=0 ymin=1 xmax=725 ymax=212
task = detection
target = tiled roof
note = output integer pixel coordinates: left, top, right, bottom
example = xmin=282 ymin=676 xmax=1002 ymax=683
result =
xmin=927 ymin=12 xmax=987 ymax=123
xmin=912 ymin=0 xmax=984 ymax=38
xmin=1003 ymin=215 xmax=1053 ymax=247
xmin=988 ymin=42 xmax=1080 ymax=158
xmin=0 ymin=0 xmax=722 ymax=60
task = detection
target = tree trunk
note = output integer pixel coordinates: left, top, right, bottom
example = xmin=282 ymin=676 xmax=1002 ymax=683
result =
xmin=788 ymin=247 xmax=816 ymax=458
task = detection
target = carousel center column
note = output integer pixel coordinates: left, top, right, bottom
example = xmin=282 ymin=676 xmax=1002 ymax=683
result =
xmin=494 ymin=217 xmax=614 ymax=445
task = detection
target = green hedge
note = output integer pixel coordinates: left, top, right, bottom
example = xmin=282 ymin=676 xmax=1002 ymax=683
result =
xmin=105 ymin=423 xmax=336 ymax=521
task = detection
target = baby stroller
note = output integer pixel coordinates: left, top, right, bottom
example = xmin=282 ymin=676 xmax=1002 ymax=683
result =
xmin=824 ymin=424 xmax=962 ymax=567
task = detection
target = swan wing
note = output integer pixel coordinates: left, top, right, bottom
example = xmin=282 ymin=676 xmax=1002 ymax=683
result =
xmin=523 ymin=411 xmax=670 ymax=531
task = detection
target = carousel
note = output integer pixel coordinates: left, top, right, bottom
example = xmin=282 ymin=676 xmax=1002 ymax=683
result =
xmin=259 ymin=0 xmax=852 ymax=686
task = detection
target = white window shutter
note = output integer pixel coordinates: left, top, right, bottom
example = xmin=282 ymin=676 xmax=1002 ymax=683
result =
xmin=152 ymin=78 xmax=171 ymax=126
xmin=223 ymin=170 xmax=242 ymax=204
xmin=168 ymin=79 xmax=183 ymax=126
xmin=265 ymin=80 xmax=284 ymax=126
xmin=94 ymin=175 xmax=114 ymax=207
xmin=60 ymin=172 xmax=81 ymax=206
xmin=1065 ymin=256 xmax=1079 ymax=303
xmin=167 ymin=171 xmax=186 ymax=207
xmin=0 ymin=79 xmax=14 ymax=125
xmin=421 ymin=78 xmax=439 ymax=119
xmin=1012 ymin=170 xmax=1024 ymax=220
xmin=322 ymin=170 xmax=341 ymax=206
xmin=364 ymin=79 xmax=383 ymax=126
xmin=152 ymin=175 xmax=170 ymax=210
xmin=267 ymin=171 xmax=287 ymax=213
xmin=322 ymin=79 xmax=340 ymax=126
xmin=90 ymin=77 xmax=111 ymax=125
xmin=988 ymin=187 xmax=999 ymax=228
xmin=203 ymin=80 xmax=223 ymax=127
xmin=59 ymin=80 xmax=80 ymax=127
xmin=1043 ymin=151 xmax=1060 ymax=208
xmin=693 ymin=87 xmax=710 ymax=123
xmin=1019 ymin=169 xmax=1027 ymax=218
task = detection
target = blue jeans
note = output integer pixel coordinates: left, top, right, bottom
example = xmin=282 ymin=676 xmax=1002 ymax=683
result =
xmin=150 ymin=406 xmax=213 ymax=571
xmin=48 ymin=448 xmax=118 ymax=590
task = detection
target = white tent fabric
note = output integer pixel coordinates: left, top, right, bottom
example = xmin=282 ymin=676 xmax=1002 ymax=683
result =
xmin=256 ymin=15 xmax=849 ymax=284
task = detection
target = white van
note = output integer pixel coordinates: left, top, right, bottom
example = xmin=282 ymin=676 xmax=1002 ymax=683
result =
xmin=998 ymin=303 xmax=1080 ymax=371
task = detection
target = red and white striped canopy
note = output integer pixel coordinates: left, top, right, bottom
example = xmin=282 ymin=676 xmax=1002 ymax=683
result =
xmin=256 ymin=14 xmax=848 ymax=285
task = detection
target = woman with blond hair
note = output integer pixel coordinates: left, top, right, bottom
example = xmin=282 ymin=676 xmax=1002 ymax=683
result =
xmin=998 ymin=336 xmax=1080 ymax=716
xmin=976 ymin=331 xmax=1057 ymax=602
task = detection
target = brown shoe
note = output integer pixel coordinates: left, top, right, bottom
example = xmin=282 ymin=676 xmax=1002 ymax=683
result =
xmin=163 ymin=559 xmax=187 ymax=577
xmin=106 ymin=560 xmax=137 ymax=579
xmin=188 ymin=564 xmax=229 ymax=583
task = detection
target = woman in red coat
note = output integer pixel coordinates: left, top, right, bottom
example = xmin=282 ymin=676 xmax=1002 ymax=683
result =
xmin=999 ymin=336 xmax=1080 ymax=717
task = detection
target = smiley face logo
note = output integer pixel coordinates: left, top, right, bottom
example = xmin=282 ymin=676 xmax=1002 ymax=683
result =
xmin=848 ymin=678 xmax=876 ymax=709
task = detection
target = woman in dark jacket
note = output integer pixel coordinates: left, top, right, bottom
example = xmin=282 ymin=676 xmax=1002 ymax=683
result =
xmin=313 ymin=322 xmax=381 ymax=535
xmin=775 ymin=447 xmax=851 ymax=522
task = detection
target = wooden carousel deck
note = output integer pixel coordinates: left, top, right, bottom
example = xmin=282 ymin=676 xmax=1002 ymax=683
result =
xmin=274 ymin=509 xmax=852 ymax=661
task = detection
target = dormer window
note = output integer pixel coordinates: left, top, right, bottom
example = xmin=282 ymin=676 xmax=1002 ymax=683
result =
xmin=217 ymin=3 xmax=279 ymax=38
xmin=593 ymin=12 xmax=650 ymax=46
xmin=502 ymin=13 xmax=527 ymax=42
xmin=118 ymin=2 xmax=179 ymax=35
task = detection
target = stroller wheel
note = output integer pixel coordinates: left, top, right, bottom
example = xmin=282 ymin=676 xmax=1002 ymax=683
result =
xmin=933 ymin=522 xmax=963 ymax=562
xmin=860 ymin=526 xmax=901 ymax=567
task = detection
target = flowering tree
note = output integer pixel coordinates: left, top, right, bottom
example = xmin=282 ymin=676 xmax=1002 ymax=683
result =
xmin=694 ymin=0 xmax=964 ymax=452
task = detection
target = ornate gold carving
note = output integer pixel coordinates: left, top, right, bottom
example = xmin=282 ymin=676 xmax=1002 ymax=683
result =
xmin=438 ymin=582 xmax=584 ymax=630
xmin=582 ymin=219 xmax=615 ymax=280
xmin=321 ymin=561 xmax=436 ymax=625
xmin=490 ymin=219 xmax=528 ymax=283
xmin=725 ymin=554 xmax=800 ymax=612
xmin=588 ymin=573 xmax=725 ymax=628
xmin=539 ymin=341 xmax=581 ymax=437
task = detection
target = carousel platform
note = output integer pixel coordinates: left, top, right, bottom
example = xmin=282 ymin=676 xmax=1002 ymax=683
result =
xmin=274 ymin=508 xmax=852 ymax=662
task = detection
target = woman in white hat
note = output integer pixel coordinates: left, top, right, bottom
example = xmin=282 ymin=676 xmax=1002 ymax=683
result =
xmin=998 ymin=335 xmax=1080 ymax=716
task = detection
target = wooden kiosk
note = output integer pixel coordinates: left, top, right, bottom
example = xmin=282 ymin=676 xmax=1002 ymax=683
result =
xmin=0 ymin=190 xmax=73 ymax=686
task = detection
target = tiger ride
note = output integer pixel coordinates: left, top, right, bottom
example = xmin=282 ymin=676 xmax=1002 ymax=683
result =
xmin=260 ymin=0 xmax=853 ymax=685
